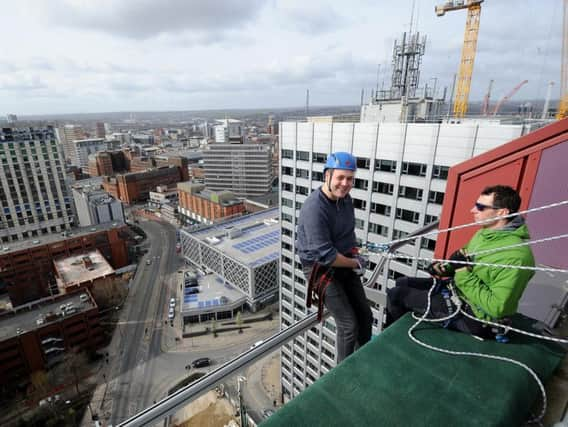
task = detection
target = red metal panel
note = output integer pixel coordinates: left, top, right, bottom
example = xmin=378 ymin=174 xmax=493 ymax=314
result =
xmin=441 ymin=159 xmax=524 ymax=256
xmin=436 ymin=118 xmax=568 ymax=259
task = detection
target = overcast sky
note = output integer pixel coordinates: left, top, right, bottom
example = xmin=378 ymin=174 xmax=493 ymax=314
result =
xmin=0 ymin=0 xmax=561 ymax=115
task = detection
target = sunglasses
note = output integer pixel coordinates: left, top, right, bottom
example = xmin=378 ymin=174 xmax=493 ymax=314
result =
xmin=474 ymin=202 xmax=500 ymax=212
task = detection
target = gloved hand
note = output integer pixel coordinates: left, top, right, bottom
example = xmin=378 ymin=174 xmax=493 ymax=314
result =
xmin=427 ymin=249 xmax=470 ymax=277
xmin=353 ymin=254 xmax=368 ymax=276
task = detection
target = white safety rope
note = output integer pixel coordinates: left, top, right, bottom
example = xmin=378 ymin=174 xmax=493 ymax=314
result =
xmin=388 ymin=199 xmax=568 ymax=247
xmin=407 ymin=283 xmax=550 ymax=424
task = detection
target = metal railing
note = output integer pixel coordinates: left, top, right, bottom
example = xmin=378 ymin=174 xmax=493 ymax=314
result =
xmin=118 ymin=222 xmax=440 ymax=426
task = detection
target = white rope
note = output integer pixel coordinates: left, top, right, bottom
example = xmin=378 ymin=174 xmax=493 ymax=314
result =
xmin=386 ymin=254 xmax=568 ymax=275
xmin=387 ymin=199 xmax=568 ymax=248
xmin=468 ymin=233 xmax=568 ymax=257
xmin=407 ymin=283 xmax=549 ymax=424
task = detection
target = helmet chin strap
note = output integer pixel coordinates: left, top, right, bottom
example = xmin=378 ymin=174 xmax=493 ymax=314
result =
xmin=327 ymin=169 xmax=334 ymax=195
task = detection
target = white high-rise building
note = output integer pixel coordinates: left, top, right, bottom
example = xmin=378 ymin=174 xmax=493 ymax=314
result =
xmin=55 ymin=124 xmax=86 ymax=163
xmin=214 ymin=119 xmax=244 ymax=143
xmin=0 ymin=126 xmax=75 ymax=242
xmin=68 ymin=138 xmax=108 ymax=173
xmin=278 ymin=118 xmax=530 ymax=402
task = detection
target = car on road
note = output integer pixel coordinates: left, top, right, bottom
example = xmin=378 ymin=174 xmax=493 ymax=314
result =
xmin=191 ymin=357 xmax=211 ymax=368
xmin=168 ymin=307 xmax=175 ymax=320
xmin=169 ymin=298 xmax=176 ymax=308
xmin=146 ymin=259 xmax=151 ymax=265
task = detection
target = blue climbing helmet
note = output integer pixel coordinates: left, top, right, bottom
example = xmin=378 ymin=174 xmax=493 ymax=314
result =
xmin=323 ymin=152 xmax=357 ymax=173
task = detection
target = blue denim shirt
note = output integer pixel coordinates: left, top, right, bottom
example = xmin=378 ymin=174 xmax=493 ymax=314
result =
xmin=296 ymin=187 xmax=356 ymax=268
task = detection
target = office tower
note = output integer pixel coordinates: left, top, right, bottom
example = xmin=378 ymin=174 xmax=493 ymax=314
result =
xmin=0 ymin=126 xmax=75 ymax=242
xmin=203 ymin=142 xmax=274 ymax=197
xmin=55 ymin=124 xmax=86 ymax=163
xmin=278 ymin=119 xmax=527 ymax=401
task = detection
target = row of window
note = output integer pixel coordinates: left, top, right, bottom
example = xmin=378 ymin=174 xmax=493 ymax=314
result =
xmin=281 ymin=150 xmax=449 ymax=180
xmin=281 ymin=182 xmax=444 ymax=205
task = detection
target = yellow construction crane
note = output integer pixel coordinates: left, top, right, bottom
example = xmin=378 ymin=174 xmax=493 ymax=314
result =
xmin=557 ymin=0 xmax=568 ymax=119
xmin=436 ymin=0 xmax=484 ymax=118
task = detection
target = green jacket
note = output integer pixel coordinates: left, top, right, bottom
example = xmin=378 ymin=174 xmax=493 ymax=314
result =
xmin=454 ymin=219 xmax=535 ymax=320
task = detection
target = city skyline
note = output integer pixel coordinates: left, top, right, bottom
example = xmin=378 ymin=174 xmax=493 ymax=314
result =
xmin=1 ymin=0 xmax=562 ymax=115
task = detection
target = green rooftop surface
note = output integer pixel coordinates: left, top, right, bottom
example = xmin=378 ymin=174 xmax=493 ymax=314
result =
xmin=262 ymin=313 xmax=566 ymax=427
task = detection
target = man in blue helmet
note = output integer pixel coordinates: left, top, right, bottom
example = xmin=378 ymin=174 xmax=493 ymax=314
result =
xmin=296 ymin=152 xmax=372 ymax=362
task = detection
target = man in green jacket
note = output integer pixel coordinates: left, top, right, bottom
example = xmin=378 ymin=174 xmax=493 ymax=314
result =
xmin=386 ymin=185 xmax=535 ymax=337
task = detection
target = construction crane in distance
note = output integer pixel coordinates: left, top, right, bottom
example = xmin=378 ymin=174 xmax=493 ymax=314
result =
xmin=435 ymin=0 xmax=484 ymax=119
xmin=542 ymin=81 xmax=555 ymax=119
xmin=492 ymin=80 xmax=529 ymax=116
xmin=557 ymin=0 xmax=568 ymax=118
xmin=481 ymin=79 xmax=494 ymax=116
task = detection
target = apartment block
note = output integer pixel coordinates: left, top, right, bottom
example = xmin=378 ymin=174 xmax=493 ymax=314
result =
xmin=0 ymin=127 xmax=75 ymax=243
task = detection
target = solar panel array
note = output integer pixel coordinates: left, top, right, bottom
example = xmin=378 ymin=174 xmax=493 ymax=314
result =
xmin=183 ymin=294 xmax=198 ymax=304
xmin=250 ymin=251 xmax=279 ymax=267
xmin=233 ymin=229 xmax=279 ymax=254
xmin=197 ymin=298 xmax=224 ymax=309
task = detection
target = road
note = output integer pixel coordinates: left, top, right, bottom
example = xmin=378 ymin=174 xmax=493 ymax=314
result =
xmin=107 ymin=219 xmax=177 ymax=425
xmin=88 ymin=217 xmax=278 ymax=426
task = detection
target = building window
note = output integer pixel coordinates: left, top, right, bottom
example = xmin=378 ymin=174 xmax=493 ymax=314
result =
xmin=296 ymin=186 xmax=309 ymax=196
xmin=370 ymin=202 xmax=391 ymax=216
xmin=398 ymin=185 xmax=423 ymax=201
xmin=282 ymin=182 xmax=293 ymax=192
xmin=282 ymin=166 xmax=293 ymax=176
xmin=401 ymin=161 xmax=427 ymax=177
xmin=420 ymin=238 xmax=436 ymax=251
xmin=352 ymin=198 xmax=367 ymax=210
xmin=296 ymin=168 xmax=310 ymax=179
xmin=392 ymin=229 xmax=409 ymax=240
xmin=357 ymin=157 xmax=370 ymax=169
xmin=354 ymin=178 xmax=369 ymax=191
xmin=282 ymin=198 xmax=293 ymax=208
xmin=312 ymin=171 xmax=324 ymax=182
xmin=282 ymin=241 xmax=292 ymax=251
xmin=282 ymin=213 xmax=293 ymax=223
xmin=432 ymin=165 xmax=449 ymax=180
xmin=428 ymin=191 xmax=445 ymax=205
xmin=282 ymin=149 xmax=293 ymax=159
xmin=297 ymin=151 xmax=310 ymax=161
xmin=425 ymin=214 xmax=438 ymax=224
xmin=355 ymin=218 xmax=365 ymax=230
xmin=375 ymin=159 xmax=397 ymax=172
xmin=368 ymin=222 xmax=389 ymax=237
xmin=396 ymin=208 xmax=420 ymax=224
xmin=388 ymin=269 xmax=405 ymax=280
xmin=313 ymin=152 xmax=327 ymax=163
xmin=373 ymin=182 xmax=394 ymax=195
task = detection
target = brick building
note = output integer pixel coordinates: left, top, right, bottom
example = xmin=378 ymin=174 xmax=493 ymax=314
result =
xmin=102 ymin=166 xmax=186 ymax=204
xmin=0 ymin=225 xmax=129 ymax=307
xmin=177 ymin=182 xmax=245 ymax=225
xmin=0 ymin=291 xmax=103 ymax=390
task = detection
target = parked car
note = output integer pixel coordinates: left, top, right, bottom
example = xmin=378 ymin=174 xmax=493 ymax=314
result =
xmin=191 ymin=357 xmax=211 ymax=368
xmin=146 ymin=259 xmax=151 ymax=265
xmin=169 ymin=297 xmax=176 ymax=308
xmin=168 ymin=308 xmax=175 ymax=320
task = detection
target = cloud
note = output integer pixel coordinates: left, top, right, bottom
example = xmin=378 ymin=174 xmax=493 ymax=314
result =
xmin=276 ymin=1 xmax=348 ymax=35
xmin=36 ymin=0 xmax=268 ymax=40
xmin=0 ymin=75 xmax=47 ymax=92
